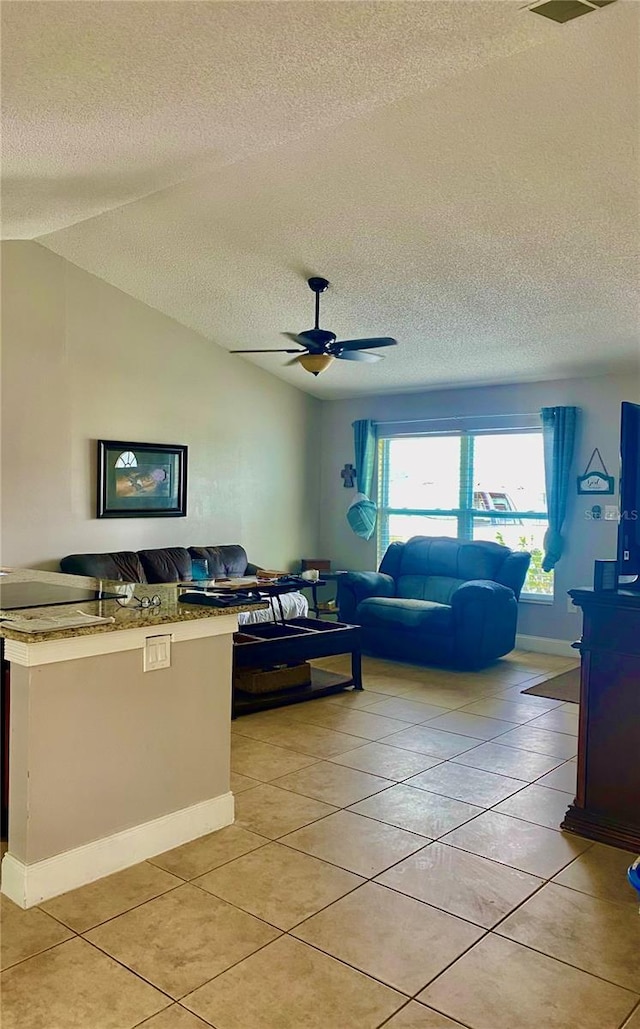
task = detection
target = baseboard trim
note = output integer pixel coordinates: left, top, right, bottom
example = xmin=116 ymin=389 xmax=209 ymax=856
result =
xmin=516 ymin=633 xmax=577 ymax=659
xmin=1 ymin=792 xmax=234 ymax=909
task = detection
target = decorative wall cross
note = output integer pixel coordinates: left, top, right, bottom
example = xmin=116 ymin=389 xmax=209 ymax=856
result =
xmin=341 ymin=463 xmax=357 ymax=488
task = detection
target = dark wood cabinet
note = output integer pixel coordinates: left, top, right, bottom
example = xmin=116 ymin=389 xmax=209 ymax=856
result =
xmin=562 ymin=588 xmax=640 ymax=851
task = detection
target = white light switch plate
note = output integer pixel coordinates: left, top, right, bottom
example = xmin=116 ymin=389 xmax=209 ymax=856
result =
xmin=144 ymin=634 xmax=171 ymax=671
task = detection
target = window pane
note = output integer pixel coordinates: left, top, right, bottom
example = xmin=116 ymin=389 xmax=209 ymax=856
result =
xmin=386 ymin=436 xmax=461 ymax=510
xmin=473 ymin=433 xmax=546 ymax=513
xmin=386 ymin=513 xmax=459 ymax=547
xmin=471 ymin=433 xmax=552 ymax=596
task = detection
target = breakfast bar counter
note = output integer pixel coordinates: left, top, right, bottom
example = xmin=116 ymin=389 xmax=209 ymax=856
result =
xmin=0 ymin=569 xmax=263 ymax=908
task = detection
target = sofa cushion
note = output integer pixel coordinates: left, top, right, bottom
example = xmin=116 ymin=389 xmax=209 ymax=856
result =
xmin=188 ymin=545 xmax=249 ymax=578
xmin=398 ymin=537 xmax=511 ymax=583
xmin=138 ymin=547 xmax=192 ymax=583
xmin=60 ymin=551 xmax=146 ymax=582
xmin=358 ymin=596 xmax=453 ymax=633
xmin=396 ymin=574 xmax=466 ymax=605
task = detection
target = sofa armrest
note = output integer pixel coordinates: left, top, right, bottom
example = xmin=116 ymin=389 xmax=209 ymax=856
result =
xmin=337 ymin=571 xmax=395 ymax=624
xmin=451 ymin=579 xmax=514 ymax=607
xmin=60 ymin=551 xmax=146 ymax=582
xmin=497 ymin=552 xmax=531 ymax=600
xmin=450 ymin=579 xmax=518 ymax=668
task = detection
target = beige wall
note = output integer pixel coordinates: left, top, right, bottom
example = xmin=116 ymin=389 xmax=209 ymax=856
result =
xmin=9 ymin=635 xmax=232 ymax=863
xmin=1 ymin=240 xmax=321 ymax=571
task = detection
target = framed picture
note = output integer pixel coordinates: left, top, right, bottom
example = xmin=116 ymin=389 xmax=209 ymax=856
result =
xmin=97 ymin=440 xmax=188 ymax=518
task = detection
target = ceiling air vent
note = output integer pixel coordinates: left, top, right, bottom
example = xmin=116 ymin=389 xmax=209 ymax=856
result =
xmin=527 ymin=0 xmax=617 ymax=23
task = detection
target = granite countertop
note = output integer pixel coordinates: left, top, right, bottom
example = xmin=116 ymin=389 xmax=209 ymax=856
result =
xmin=0 ymin=568 xmax=268 ymax=643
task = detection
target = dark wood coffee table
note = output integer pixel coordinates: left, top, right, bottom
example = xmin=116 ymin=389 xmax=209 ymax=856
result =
xmin=232 ymin=616 xmax=362 ymax=716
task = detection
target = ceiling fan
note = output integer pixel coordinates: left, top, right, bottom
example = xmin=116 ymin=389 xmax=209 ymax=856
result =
xmin=231 ymin=277 xmax=398 ymax=376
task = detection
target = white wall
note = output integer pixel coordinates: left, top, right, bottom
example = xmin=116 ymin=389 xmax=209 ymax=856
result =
xmin=1 ymin=241 xmax=321 ymax=570
xmin=319 ymin=374 xmax=640 ymax=642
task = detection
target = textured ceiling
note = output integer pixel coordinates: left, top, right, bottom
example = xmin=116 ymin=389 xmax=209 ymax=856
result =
xmin=2 ymin=1 xmax=638 ymax=399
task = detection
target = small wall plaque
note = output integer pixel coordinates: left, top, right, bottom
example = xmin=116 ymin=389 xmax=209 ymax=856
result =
xmin=577 ymin=448 xmax=615 ymax=495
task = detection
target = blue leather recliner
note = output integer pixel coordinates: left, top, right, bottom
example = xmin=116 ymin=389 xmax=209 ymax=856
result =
xmin=337 ymin=536 xmax=531 ymax=669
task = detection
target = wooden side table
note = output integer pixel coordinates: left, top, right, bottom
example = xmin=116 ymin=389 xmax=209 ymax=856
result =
xmin=305 ymin=572 xmax=348 ymax=618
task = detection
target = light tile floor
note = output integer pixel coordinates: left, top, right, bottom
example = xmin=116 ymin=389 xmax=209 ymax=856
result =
xmin=2 ymin=650 xmax=639 ymax=1029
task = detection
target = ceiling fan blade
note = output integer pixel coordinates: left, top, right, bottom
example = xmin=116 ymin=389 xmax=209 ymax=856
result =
xmin=336 ymin=350 xmax=382 ymax=363
xmin=334 ymin=337 xmax=397 ymax=352
xmin=282 ymin=332 xmax=310 ymax=346
xmin=283 ymin=328 xmax=336 ymax=351
xmin=230 ymin=348 xmax=305 ymax=354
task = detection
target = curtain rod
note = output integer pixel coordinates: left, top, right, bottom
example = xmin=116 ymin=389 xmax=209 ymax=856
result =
xmin=373 ymin=413 xmax=540 ymax=425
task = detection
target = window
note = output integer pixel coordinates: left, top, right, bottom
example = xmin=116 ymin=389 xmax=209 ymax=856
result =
xmin=115 ymin=451 xmax=138 ymax=468
xmin=377 ymin=429 xmax=553 ymax=598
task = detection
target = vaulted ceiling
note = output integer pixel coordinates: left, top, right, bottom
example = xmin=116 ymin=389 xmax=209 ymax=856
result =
xmin=2 ymin=1 xmax=638 ymax=399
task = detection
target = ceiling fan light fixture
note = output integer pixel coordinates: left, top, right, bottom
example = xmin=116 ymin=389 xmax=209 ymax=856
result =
xmin=298 ymin=353 xmax=335 ymax=376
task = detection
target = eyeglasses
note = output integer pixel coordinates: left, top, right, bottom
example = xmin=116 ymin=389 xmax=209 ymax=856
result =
xmin=116 ymin=594 xmax=161 ymax=609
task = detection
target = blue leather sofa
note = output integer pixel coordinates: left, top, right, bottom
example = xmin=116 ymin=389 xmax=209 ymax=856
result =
xmin=337 ymin=536 xmax=531 ymax=669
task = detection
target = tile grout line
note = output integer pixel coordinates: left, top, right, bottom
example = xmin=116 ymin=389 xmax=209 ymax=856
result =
xmin=0 ymin=932 xmax=80 ymax=974
xmin=80 ymin=925 xmax=282 ymax=1007
xmin=618 ymin=1000 xmax=640 ymax=1029
xmin=189 ymin=863 xmax=367 ymax=934
xmin=481 ymin=930 xmax=640 ymax=998
xmin=374 ymin=997 xmax=478 ymax=1029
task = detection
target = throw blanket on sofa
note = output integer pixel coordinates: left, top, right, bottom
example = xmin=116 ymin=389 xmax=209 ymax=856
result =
xmin=238 ymin=590 xmax=308 ymax=626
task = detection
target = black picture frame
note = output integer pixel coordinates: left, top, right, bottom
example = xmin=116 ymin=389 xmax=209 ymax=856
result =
xmin=97 ymin=440 xmax=188 ymax=518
